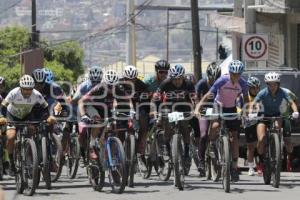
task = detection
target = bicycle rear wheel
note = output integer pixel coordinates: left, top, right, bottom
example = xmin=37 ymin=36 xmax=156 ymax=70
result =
xmin=172 ymin=134 xmax=184 ymax=191
xmin=23 ymin=139 xmax=39 ymax=196
xmin=220 ymin=135 xmax=230 ymax=193
xmin=270 ymin=133 xmax=281 ymax=188
xmin=14 ymin=140 xmax=24 ymax=194
xmin=141 ymin=139 xmax=152 ymax=179
xmin=125 ymin=134 xmax=136 ymax=187
xmin=107 ymin=137 xmax=127 ymax=194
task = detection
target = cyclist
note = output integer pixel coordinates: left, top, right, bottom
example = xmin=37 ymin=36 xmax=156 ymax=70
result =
xmin=144 ymin=60 xmax=170 ymax=93
xmin=0 ymin=75 xmax=56 ymax=176
xmin=156 ymin=64 xmax=195 ymax=171
xmin=119 ymin=65 xmax=150 ymax=172
xmin=196 ymin=60 xmax=249 ymax=182
xmin=71 ymin=66 xmax=103 ymax=161
xmin=195 ymin=61 xmax=221 ymax=176
xmin=239 ymin=76 xmax=261 ymax=176
xmin=250 ymin=72 xmax=299 ymax=173
xmin=281 ymin=87 xmax=297 ymax=172
xmin=78 ymin=70 xmax=130 ymax=160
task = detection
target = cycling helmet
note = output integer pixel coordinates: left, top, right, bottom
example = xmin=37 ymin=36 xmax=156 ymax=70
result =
xmin=264 ymin=72 xmax=280 ymax=83
xmin=32 ymin=68 xmax=46 ymax=83
xmin=228 ymin=60 xmax=244 ymax=74
xmin=43 ymin=68 xmax=54 ymax=84
xmin=89 ymin=66 xmax=103 ymax=82
xmin=155 ymin=60 xmax=170 ymax=71
xmin=20 ymin=75 xmax=35 ymax=89
xmin=0 ymin=77 xmax=5 ymax=85
xmin=206 ymin=62 xmax=221 ymax=80
xmin=247 ymin=76 xmax=261 ymax=88
xmin=169 ymin=64 xmax=185 ymax=78
xmin=124 ymin=65 xmax=138 ymax=79
xmin=104 ymin=70 xmax=119 ymax=85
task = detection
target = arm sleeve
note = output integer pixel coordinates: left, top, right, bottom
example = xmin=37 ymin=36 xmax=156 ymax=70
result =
xmin=209 ymin=78 xmax=225 ymax=97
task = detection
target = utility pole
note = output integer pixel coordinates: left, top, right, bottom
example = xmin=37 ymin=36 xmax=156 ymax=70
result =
xmin=190 ymin=0 xmax=202 ymax=80
xmin=126 ymin=0 xmax=136 ymax=66
xmin=233 ymin=0 xmax=243 ymax=17
xmin=166 ymin=8 xmax=169 ymax=61
xmin=31 ymin=0 xmax=38 ymax=48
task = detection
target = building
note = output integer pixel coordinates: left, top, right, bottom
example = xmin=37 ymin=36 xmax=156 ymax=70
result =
xmin=246 ymin=0 xmax=300 ymax=69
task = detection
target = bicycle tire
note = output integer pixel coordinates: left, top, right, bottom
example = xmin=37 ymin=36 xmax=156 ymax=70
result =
xmin=107 ymin=136 xmax=127 ymax=194
xmin=271 ymin=133 xmax=281 ymax=188
xmin=23 ymin=139 xmax=39 ymax=196
xmin=0 ymin=142 xmax=4 ymax=181
xmin=221 ymin=135 xmax=230 ymax=193
xmin=141 ymin=140 xmax=152 ymax=179
xmin=67 ymin=136 xmax=80 ymax=179
xmin=172 ymin=134 xmax=184 ymax=191
xmin=42 ymin=137 xmax=51 ymax=190
xmin=14 ymin=140 xmax=24 ymax=194
xmin=156 ymin=130 xmax=172 ymax=181
xmin=50 ymin=133 xmax=63 ymax=182
xmin=126 ymin=134 xmax=136 ymax=187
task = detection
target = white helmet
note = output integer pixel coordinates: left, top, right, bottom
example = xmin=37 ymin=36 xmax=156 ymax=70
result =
xmin=89 ymin=66 xmax=103 ymax=82
xmin=124 ymin=65 xmax=138 ymax=79
xmin=32 ymin=68 xmax=46 ymax=83
xmin=104 ymin=70 xmax=119 ymax=85
xmin=20 ymin=75 xmax=35 ymax=89
xmin=169 ymin=64 xmax=185 ymax=78
xmin=228 ymin=60 xmax=244 ymax=74
xmin=264 ymin=72 xmax=280 ymax=83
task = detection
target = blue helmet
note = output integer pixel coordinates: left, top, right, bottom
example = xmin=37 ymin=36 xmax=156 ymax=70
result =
xmin=228 ymin=60 xmax=244 ymax=74
xmin=169 ymin=64 xmax=185 ymax=78
xmin=43 ymin=68 xmax=54 ymax=84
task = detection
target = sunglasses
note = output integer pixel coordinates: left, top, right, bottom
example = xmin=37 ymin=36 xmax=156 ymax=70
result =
xmin=157 ymin=70 xmax=168 ymax=74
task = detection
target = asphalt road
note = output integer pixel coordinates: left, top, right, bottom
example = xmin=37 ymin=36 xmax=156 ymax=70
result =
xmin=2 ymin=165 xmax=300 ymax=200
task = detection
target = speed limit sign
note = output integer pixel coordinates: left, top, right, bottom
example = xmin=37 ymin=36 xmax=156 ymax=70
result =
xmin=242 ymin=34 xmax=268 ymax=61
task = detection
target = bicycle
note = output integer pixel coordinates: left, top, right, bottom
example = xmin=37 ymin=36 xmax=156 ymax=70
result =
xmin=141 ymin=111 xmax=172 ymax=181
xmin=202 ymin=110 xmax=241 ymax=193
xmin=9 ymin=121 xmax=39 ymax=196
xmin=57 ymin=119 xmax=80 ymax=179
xmin=34 ymin=121 xmax=62 ymax=189
xmin=85 ymin=114 xmax=127 ymax=194
xmin=259 ymin=115 xmax=291 ymax=188
xmin=167 ymin=111 xmax=193 ymax=191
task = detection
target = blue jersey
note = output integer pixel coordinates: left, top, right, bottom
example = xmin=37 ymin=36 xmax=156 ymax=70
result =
xmin=254 ymin=87 xmax=292 ymax=116
xmin=72 ymin=80 xmax=95 ymax=102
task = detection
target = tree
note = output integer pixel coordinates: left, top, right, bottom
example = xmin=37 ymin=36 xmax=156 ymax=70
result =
xmin=45 ymin=60 xmax=75 ymax=83
xmin=0 ymin=26 xmax=30 ymax=67
xmin=47 ymin=41 xmax=85 ymax=77
xmin=0 ymin=64 xmax=22 ymax=90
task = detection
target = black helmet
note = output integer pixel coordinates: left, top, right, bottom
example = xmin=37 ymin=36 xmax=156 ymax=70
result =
xmin=247 ymin=76 xmax=261 ymax=88
xmin=206 ymin=62 xmax=221 ymax=81
xmin=155 ymin=60 xmax=170 ymax=71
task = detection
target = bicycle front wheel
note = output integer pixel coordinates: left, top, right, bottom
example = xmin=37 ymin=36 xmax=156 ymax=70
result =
xmin=67 ymin=136 xmax=80 ymax=179
xmin=23 ymin=139 xmax=39 ymax=196
xmin=220 ymin=135 xmax=230 ymax=193
xmin=172 ymin=134 xmax=184 ymax=191
xmin=125 ymin=134 xmax=136 ymax=187
xmin=107 ymin=136 xmax=127 ymax=194
xmin=42 ymin=137 xmax=51 ymax=190
xmin=270 ymin=133 xmax=281 ymax=188
xmin=50 ymin=133 xmax=63 ymax=182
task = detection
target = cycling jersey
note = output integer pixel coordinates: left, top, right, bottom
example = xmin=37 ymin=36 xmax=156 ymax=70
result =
xmin=119 ymin=78 xmax=150 ymax=106
xmin=209 ymin=74 xmax=248 ymax=108
xmin=157 ymin=78 xmax=195 ymax=112
xmin=253 ymin=87 xmax=293 ymax=116
xmin=1 ymin=87 xmax=48 ymax=119
xmin=82 ymin=83 xmax=130 ymax=117
xmin=195 ymin=78 xmax=215 ymax=106
xmin=72 ymin=80 xmax=95 ymax=102
xmin=143 ymin=75 xmax=161 ymax=93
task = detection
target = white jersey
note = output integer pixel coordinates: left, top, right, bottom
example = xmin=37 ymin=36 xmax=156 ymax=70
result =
xmin=2 ymin=87 xmax=48 ymax=119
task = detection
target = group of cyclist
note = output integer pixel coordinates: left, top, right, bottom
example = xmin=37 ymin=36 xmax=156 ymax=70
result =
xmin=0 ymin=58 xmax=298 ymax=191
